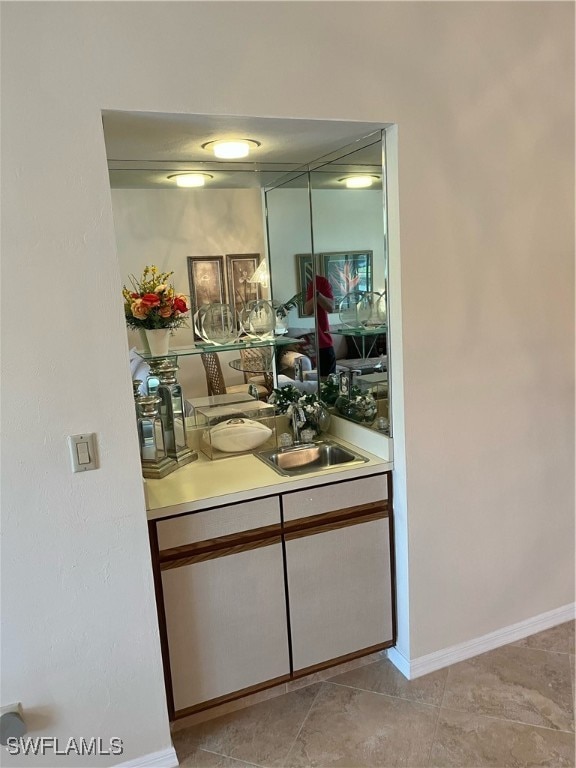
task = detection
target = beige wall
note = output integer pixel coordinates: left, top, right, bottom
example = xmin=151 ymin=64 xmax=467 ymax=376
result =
xmin=2 ymin=2 xmax=573 ymax=763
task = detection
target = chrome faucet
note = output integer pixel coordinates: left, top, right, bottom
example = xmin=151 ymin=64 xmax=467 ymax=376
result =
xmin=294 ymin=356 xmax=303 ymax=382
xmin=291 ymin=405 xmax=306 ymax=444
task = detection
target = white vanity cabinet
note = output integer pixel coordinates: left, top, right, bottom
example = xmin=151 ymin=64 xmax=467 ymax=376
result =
xmin=148 ymin=471 xmax=394 ymax=719
xmin=282 ymin=474 xmax=393 ymax=674
xmin=162 ymin=542 xmax=289 ymax=712
xmin=150 ymin=497 xmax=289 ymax=717
xmin=285 ymin=517 xmax=393 ymax=673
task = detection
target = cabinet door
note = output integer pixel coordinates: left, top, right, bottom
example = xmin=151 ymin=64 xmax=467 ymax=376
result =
xmin=285 ymin=517 xmax=393 ymax=673
xmin=162 ymin=542 xmax=289 ymax=713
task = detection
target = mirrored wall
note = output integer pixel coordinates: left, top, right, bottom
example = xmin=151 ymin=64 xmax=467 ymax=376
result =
xmin=104 ymin=113 xmax=390 ymax=434
xmin=265 ymin=131 xmax=390 ymax=435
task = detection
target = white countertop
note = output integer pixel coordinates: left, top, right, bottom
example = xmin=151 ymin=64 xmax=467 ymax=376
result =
xmin=146 ymin=437 xmax=392 ymax=521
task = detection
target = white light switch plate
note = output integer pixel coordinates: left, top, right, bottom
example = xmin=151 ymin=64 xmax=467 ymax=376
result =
xmin=68 ymin=433 xmax=98 ymax=472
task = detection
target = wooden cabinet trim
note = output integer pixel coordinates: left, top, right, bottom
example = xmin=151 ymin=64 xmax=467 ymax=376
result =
xmin=159 ymin=499 xmax=389 ymax=567
xmin=160 ymin=527 xmax=282 ymax=569
xmin=148 ymin=521 xmax=175 ymax=719
xmin=292 ymin=640 xmax=394 ymax=679
xmin=284 ymin=500 xmax=388 ymax=540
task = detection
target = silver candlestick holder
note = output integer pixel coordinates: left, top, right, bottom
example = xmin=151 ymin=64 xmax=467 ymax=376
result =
xmin=154 ymin=358 xmax=198 ymax=467
xmin=132 ymin=379 xmax=143 ymax=419
xmin=147 ymin=354 xmax=177 ymax=397
xmin=136 ymin=394 xmax=178 ymax=479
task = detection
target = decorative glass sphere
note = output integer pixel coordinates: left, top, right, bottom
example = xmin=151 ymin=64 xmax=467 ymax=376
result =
xmin=363 ymin=292 xmax=387 ymax=327
xmin=339 ymin=291 xmax=387 ymax=328
xmin=246 ymin=300 xmax=276 ymax=339
xmin=200 ymin=303 xmax=237 ymax=345
xmin=339 ymin=291 xmax=371 ymax=328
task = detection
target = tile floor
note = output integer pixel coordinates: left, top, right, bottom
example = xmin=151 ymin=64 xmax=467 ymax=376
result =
xmin=173 ymin=621 xmax=575 ymax=767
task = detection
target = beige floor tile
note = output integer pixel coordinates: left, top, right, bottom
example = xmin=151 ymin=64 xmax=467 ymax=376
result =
xmin=513 ymin=621 xmax=575 ymax=655
xmin=173 ymin=684 xmax=320 ymax=767
xmin=179 ymin=747 xmax=260 ymax=767
xmin=286 ymin=651 xmax=386 ymax=692
xmin=442 ymin=644 xmax=574 ymax=731
xmin=284 ymin=681 xmax=438 ymax=767
xmin=327 ymin=656 xmax=448 ymax=706
xmin=429 ymin=707 xmax=575 ymax=767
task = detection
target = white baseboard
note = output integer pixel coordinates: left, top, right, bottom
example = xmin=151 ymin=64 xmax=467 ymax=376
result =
xmin=114 ymin=746 xmax=178 ymax=768
xmin=387 ymin=602 xmax=575 ymax=680
xmin=386 ymin=646 xmax=411 ymax=677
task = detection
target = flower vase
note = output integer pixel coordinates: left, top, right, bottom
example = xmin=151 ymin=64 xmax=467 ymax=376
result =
xmin=138 ymin=328 xmax=151 ymax=355
xmin=145 ymin=328 xmax=171 ymax=357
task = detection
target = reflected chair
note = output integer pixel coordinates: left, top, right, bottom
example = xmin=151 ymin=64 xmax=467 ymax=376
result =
xmin=239 ymin=347 xmax=273 ymax=394
xmin=200 ymin=352 xmax=268 ymax=399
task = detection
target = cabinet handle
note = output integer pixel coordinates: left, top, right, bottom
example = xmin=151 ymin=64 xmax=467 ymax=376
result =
xmin=284 ymin=501 xmax=387 ymax=541
xmin=160 ymin=524 xmax=282 ymax=569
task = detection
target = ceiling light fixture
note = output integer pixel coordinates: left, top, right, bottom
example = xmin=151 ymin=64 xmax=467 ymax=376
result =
xmin=339 ymin=175 xmax=380 ymax=189
xmin=167 ymin=173 xmax=213 ymax=188
xmin=202 ymin=139 xmax=261 ymax=160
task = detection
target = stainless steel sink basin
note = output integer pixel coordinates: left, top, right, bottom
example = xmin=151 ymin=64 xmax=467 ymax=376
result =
xmin=257 ymin=440 xmax=368 ymax=476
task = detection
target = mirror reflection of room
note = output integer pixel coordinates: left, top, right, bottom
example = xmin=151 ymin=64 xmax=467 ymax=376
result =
xmin=104 ymin=112 xmax=390 ymax=436
xmin=267 ymin=135 xmax=389 ymax=431
xmin=303 ymin=273 xmax=336 ymax=377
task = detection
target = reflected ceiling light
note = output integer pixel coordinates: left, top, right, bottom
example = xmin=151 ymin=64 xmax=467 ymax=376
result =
xmin=202 ymin=139 xmax=261 ymax=159
xmin=167 ymin=173 xmax=213 ymax=188
xmin=339 ymin=175 xmax=379 ymax=189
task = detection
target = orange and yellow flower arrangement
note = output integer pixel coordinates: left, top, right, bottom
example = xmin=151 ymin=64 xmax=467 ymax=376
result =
xmin=122 ymin=265 xmax=189 ymax=330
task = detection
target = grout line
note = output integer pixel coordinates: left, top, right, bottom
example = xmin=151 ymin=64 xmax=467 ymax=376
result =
xmin=195 ymin=747 xmax=265 ymax=767
xmin=509 ymin=644 xmax=575 ymax=656
xmin=425 ymin=699 xmax=443 ymax=768
xmin=438 ymin=659 xmax=450 ymax=709
xmin=324 ymin=679 xmax=441 ymax=709
xmin=426 ymin=667 xmax=450 ymax=767
xmin=280 ymin=684 xmax=324 ymax=768
xmin=436 ymin=705 xmax=576 ymax=735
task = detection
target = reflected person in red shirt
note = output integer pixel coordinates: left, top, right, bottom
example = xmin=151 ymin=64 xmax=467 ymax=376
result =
xmin=304 ymin=275 xmax=336 ymax=377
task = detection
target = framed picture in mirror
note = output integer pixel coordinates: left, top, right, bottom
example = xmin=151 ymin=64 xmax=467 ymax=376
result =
xmin=295 ymin=253 xmax=314 ymax=317
xmin=187 ymin=255 xmax=226 ymax=311
xmin=320 ymin=251 xmax=373 ymax=305
xmin=226 ymin=254 xmax=261 ymax=318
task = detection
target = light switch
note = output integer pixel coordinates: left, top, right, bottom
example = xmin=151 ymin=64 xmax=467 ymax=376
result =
xmin=68 ymin=433 xmax=98 ymax=472
xmin=77 ymin=441 xmax=90 ymax=464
